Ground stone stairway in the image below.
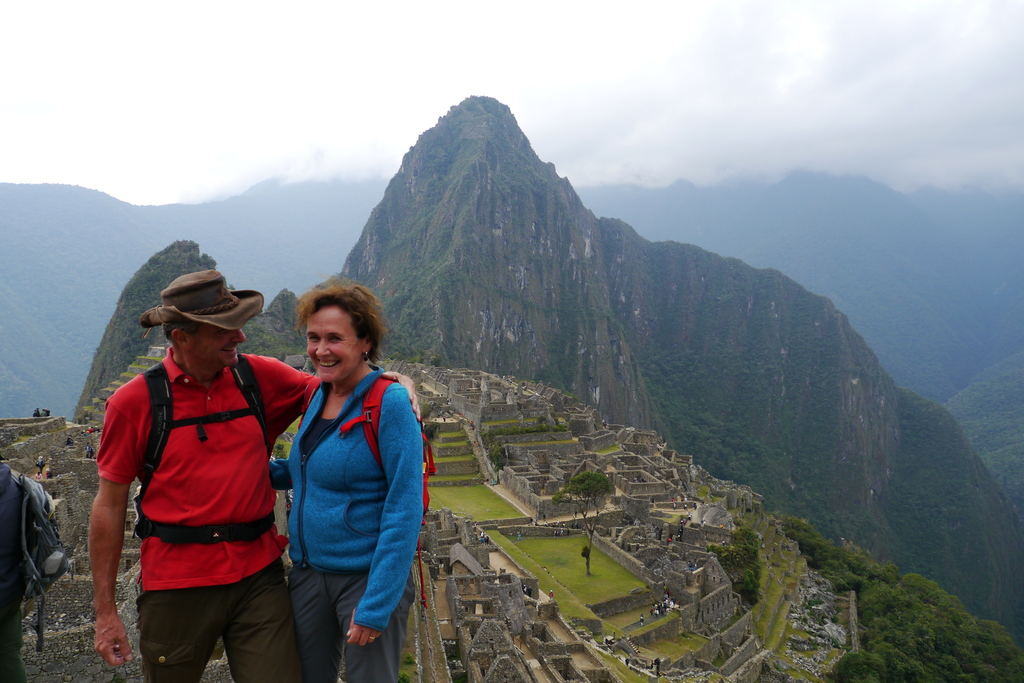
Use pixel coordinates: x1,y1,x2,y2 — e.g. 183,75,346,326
82,354,163,425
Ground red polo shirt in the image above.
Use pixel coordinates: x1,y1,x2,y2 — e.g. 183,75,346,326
97,351,318,590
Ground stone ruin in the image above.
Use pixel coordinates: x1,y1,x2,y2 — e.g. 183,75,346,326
394,360,805,683
0,354,851,682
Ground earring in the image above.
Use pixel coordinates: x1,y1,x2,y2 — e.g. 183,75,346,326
362,351,369,361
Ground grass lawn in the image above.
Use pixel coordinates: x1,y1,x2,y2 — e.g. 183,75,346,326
646,630,707,659
428,485,522,519
605,606,652,629
596,445,622,455
490,533,599,623
514,537,646,605
595,650,646,683
433,439,469,447
434,454,475,462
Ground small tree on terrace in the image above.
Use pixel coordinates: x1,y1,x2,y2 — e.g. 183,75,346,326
552,470,612,575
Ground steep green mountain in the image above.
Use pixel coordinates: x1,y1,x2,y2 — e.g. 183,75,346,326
341,96,1024,640
241,288,306,360
0,178,382,418
577,175,1024,530
76,241,309,419
343,98,654,426
75,241,217,418
948,352,1024,520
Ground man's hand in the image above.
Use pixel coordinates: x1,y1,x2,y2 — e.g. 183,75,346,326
90,477,132,667
382,371,420,420
94,610,134,665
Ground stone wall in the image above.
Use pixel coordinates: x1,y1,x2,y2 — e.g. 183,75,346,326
591,535,661,586
721,610,752,648
480,403,521,422
698,583,736,632
0,416,67,438
578,431,616,452
719,635,760,677
435,457,480,476
492,431,572,445
629,613,682,648
3,424,72,463
507,441,582,459
586,590,656,618
619,495,652,525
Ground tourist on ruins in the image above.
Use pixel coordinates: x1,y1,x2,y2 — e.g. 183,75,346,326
0,462,27,683
89,270,416,683
270,282,422,683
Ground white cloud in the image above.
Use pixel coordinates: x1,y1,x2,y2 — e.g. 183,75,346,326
1,0,1021,204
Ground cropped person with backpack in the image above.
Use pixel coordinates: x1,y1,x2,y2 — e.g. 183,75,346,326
0,462,27,683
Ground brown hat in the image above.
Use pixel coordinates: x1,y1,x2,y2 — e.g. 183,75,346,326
139,270,264,330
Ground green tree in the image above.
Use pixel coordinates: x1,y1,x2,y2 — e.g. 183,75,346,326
552,471,612,575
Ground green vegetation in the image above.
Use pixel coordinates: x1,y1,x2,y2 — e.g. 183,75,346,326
553,471,612,575
947,357,1024,519
784,516,1024,682
708,524,761,602
514,536,645,604
484,423,569,436
427,485,521,520
241,288,306,359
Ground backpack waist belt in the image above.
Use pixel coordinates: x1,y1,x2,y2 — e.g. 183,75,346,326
135,511,274,544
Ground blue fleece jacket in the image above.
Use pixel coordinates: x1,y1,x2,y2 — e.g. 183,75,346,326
270,368,423,632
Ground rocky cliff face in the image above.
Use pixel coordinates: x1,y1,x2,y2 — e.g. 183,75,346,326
343,97,653,427
341,96,1024,639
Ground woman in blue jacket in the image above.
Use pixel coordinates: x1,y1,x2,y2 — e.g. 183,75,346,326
271,283,422,683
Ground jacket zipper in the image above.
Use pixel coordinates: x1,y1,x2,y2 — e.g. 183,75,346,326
295,381,369,567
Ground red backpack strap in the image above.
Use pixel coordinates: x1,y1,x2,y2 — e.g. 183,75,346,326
339,376,395,469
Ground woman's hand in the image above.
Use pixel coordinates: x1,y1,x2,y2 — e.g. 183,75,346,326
347,616,382,646
381,371,421,420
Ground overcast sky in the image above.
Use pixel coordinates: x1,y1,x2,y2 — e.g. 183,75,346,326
2,0,1022,206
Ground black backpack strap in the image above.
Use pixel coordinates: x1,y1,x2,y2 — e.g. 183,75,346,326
138,363,173,505
135,356,270,543
232,354,268,450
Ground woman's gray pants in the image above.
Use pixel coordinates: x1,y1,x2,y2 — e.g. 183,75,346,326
289,566,415,683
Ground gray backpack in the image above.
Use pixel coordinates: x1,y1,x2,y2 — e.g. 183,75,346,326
18,473,70,651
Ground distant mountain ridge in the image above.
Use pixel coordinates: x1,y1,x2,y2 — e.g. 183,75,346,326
577,174,1024,404
0,178,384,418
341,96,1024,640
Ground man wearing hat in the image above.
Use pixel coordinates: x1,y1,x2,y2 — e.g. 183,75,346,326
89,271,413,682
